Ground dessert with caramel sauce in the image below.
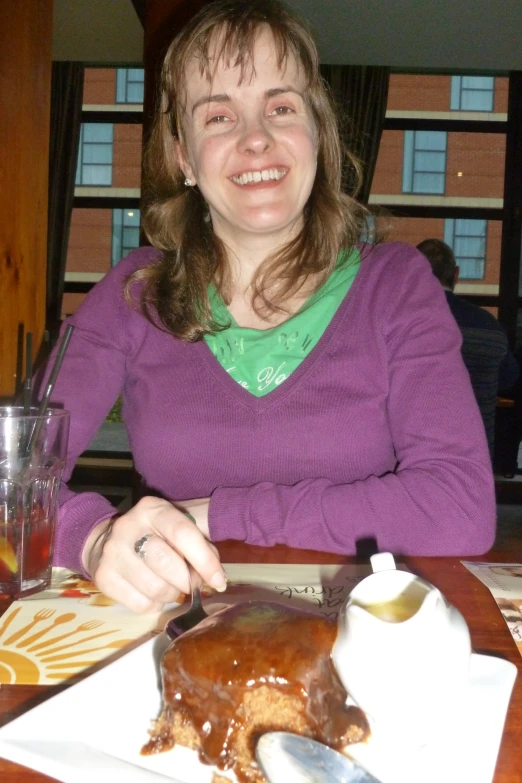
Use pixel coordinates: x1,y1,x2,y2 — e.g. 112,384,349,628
142,600,369,783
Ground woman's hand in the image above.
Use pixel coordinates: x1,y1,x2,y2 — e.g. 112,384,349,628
81,496,226,613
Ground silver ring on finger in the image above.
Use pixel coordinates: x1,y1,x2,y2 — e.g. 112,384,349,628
134,533,154,559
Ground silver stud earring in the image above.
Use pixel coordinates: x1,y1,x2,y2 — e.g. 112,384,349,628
184,177,193,187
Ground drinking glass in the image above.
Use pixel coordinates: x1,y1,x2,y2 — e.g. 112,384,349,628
0,407,70,598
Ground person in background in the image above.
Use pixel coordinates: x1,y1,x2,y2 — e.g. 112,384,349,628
493,346,522,478
41,0,496,614
417,238,519,459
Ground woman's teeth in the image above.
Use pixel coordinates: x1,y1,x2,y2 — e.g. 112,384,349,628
231,169,286,185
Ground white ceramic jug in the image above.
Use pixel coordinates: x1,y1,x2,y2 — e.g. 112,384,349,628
332,553,471,746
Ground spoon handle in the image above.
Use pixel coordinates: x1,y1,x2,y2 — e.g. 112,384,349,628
256,733,383,783
165,565,209,639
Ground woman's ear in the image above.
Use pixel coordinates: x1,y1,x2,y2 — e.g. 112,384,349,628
174,138,196,186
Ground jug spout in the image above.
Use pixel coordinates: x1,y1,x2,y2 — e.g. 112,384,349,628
417,583,442,614
345,579,433,626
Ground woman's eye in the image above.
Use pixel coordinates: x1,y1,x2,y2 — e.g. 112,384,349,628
207,114,224,125
207,114,230,125
270,105,294,116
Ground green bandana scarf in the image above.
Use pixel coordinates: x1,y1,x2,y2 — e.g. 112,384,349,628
205,249,360,397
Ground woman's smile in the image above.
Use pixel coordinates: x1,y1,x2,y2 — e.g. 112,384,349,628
229,167,288,186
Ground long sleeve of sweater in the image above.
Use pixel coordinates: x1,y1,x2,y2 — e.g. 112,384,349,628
41,248,158,574
209,247,496,556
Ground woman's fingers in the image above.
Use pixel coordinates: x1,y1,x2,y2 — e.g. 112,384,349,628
86,496,226,614
101,530,185,601
128,534,191,595
93,567,170,615
97,507,190,599
134,497,227,591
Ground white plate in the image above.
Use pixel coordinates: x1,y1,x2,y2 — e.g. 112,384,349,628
0,634,517,783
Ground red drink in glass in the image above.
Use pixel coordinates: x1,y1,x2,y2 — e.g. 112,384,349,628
0,509,55,596
0,407,69,598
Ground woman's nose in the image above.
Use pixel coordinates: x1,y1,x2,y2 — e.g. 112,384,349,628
238,118,273,155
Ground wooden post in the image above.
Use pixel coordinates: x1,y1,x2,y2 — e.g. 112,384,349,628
142,0,211,140
0,0,53,398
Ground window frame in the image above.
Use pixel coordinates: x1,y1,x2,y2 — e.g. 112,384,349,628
402,129,447,195
450,75,495,112
75,122,114,187
444,218,488,280
111,208,141,265
115,68,145,104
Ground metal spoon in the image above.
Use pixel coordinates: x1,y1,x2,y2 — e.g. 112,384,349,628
256,732,382,783
165,565,209,640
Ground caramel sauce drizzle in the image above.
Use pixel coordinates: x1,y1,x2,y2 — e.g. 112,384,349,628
144,601,368,781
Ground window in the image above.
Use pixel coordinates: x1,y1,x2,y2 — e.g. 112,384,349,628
444,218,487,279
116,68,144,104
112,208,140,264
402,131,447,194
75,123,113,186
359,214,376,243
450,76,494,112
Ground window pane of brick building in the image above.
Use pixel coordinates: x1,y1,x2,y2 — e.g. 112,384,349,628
116,68,144,104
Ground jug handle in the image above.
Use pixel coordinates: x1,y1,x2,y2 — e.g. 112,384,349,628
370,552,396,573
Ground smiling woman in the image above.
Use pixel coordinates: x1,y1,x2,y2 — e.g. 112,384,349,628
40,0,496,615
176,29,319,260
135,0,367,338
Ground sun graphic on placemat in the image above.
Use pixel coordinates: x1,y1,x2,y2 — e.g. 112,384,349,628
0,607,132,684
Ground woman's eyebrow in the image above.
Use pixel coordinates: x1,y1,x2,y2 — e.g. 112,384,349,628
191,86,304,115
265,86,303,99
192,93,231,115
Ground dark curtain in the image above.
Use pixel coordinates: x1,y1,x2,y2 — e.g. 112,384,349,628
46,62,84,344
320,65,390,204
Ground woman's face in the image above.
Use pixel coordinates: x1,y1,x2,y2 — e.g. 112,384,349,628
176,29,318,250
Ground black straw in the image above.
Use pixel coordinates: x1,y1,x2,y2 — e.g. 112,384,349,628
25,324,74,456
23,332,33,415
36,325,74,417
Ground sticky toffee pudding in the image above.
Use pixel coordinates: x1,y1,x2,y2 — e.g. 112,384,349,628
143,601,369,783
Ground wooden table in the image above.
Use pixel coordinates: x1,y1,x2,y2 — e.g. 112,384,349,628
1,541,522,783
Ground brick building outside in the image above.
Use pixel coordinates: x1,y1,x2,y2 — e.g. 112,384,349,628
63,70,508,317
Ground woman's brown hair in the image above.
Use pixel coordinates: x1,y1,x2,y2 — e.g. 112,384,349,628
127,0,370,341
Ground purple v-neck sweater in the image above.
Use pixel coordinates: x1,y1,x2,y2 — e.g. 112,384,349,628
50,242,495,574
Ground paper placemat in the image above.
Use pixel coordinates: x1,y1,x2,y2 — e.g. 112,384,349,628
461,561,522,657
0,562,376,685
0,570,182,686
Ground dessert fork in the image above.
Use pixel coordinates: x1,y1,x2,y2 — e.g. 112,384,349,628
165,565,209,639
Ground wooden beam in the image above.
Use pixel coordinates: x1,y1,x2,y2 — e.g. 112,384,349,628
0,0,53,397
142,0,211,139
